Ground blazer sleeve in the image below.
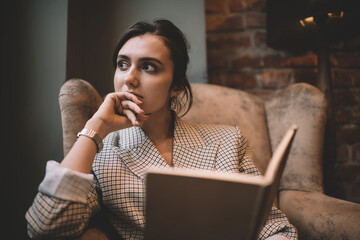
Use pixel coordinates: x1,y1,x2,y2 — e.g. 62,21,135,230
25,161,102,239
235,127,298,240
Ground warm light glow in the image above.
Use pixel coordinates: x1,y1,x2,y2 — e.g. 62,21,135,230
299,20,305,27
304,16,314,23
328,11,344,18
299,16,314,27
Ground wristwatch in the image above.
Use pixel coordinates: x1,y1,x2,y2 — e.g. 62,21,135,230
77,128,104,153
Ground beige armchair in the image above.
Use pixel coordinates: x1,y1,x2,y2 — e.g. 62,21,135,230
59,79,360,240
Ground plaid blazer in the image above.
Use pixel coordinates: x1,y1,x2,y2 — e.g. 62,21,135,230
26,118,297,240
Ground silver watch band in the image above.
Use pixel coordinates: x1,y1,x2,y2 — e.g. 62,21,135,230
77,128,104,153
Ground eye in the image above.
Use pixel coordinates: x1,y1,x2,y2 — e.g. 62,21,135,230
117,60,129,71
142,63,157,73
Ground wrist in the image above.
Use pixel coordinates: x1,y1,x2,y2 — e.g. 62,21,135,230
77,128,103,153
84,118,108,140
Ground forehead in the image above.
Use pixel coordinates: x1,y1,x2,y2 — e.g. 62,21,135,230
118,34,171,60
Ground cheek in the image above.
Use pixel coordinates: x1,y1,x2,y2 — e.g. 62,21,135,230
113,71,124,91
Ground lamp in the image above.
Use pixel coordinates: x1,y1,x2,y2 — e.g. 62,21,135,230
266,0,360,179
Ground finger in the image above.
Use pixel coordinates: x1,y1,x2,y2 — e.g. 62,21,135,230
121,100,144,115
123,109,139,126
113,92,143,105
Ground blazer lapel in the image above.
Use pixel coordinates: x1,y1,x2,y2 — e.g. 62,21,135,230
114,118,220,180
115,127,170,180
173,118,220,170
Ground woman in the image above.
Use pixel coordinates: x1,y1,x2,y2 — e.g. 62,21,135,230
26,19,297,240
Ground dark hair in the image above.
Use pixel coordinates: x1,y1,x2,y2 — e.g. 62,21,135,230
112,19,193,115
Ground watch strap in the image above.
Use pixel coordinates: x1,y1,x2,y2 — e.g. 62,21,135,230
77,128,104,153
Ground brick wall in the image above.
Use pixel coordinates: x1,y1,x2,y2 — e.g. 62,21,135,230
204,0,360,203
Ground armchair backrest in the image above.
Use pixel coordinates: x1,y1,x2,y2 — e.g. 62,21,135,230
181,84,272,174
265,83,327,192
59,79,327,193
59,79,103,156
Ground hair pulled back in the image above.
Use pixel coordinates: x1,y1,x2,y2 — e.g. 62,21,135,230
113,19,193,115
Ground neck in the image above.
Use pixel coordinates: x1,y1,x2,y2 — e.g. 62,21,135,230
141,110,174,142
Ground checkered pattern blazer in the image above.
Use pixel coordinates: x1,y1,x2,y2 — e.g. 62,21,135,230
26,118,297,240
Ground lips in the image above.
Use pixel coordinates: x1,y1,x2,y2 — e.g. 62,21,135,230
128,92,144,99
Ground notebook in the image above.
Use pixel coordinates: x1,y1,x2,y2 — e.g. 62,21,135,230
144,124,298,240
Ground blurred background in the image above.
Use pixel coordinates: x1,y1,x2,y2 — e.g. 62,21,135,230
1,0,359,239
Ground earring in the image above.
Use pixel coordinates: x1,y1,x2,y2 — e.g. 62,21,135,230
170,96,180,111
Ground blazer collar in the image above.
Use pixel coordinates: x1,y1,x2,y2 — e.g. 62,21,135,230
114,117,219,180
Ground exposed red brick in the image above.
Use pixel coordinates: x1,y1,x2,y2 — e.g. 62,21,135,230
353,143,360,162
207,51,229,68
206,14,245,32
206,14,229,32
351,108,360,124
334,164,360,181
205,0,227,12
345,36,360,50
336,126,360,144
293,69,318,86
220,14,246,30
254,31,267,47
260,71,292,89
333,89,360,106
329,180,360,204
224,71,257,89
247,89,273,99
348,182,360,203
231,54,262,68
330,42,345,50
291,52,318,67
332,69,360,88
334,108,349,124
204,0,360,204
245,12,266,28
207,33,251,50
207,71,224,85
262,54,292,68
245,0,266,12
229,0,258,12
330,52,360,68
336,144,349,163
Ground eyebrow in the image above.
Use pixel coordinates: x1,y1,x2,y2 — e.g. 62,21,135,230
117,54,164,66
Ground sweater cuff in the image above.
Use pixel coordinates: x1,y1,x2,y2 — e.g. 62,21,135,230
38,160,94,203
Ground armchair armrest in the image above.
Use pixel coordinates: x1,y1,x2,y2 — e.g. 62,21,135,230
59,79,103,156
280,190,360,240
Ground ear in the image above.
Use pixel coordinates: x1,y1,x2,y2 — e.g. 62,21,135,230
170,88,183,98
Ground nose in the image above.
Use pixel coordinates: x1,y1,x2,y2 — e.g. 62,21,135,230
124,66,139,88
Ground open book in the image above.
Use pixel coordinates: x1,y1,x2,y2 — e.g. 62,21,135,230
144,124,298,240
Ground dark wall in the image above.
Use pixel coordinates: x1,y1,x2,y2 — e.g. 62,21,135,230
1,0,206,238
67,0,207,97
1,0,67,238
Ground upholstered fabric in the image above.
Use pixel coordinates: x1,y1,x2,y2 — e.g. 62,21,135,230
279,191,360,239
182,83,271,174
265,83,327,192
59,79,103,156
59,79,360,240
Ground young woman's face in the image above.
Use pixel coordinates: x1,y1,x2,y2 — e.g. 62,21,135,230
114,34,177,116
